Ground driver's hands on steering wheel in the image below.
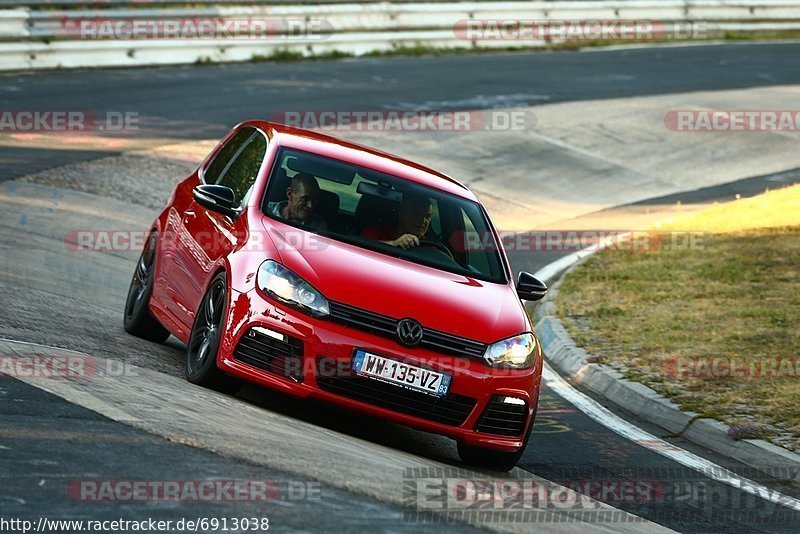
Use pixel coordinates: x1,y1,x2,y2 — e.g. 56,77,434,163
389,233,420,249
387,235,455,261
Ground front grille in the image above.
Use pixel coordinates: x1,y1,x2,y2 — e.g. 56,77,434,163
234,328,304,382
316,359,476,426
476,396,528,436
328,301,396,337
327,301,486,359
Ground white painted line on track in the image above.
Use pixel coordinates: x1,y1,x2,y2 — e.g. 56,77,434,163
532,248,594,285
533,232,634,286
543,357,800,511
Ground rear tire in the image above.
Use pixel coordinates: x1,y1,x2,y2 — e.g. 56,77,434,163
123,231,170,343
186,272,241,395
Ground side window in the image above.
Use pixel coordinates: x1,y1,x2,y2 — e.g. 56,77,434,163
203,128,254,184
217,132,267,207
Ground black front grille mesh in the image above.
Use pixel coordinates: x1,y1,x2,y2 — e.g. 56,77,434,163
316,358,476,426
327,301,486,358
476,395,528,436
328,301,396,337
234,328,304,382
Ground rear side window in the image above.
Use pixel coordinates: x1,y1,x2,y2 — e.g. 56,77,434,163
203,127,268,208
217,133,267,207
203,128,253,184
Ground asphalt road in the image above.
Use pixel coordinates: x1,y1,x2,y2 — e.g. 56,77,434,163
2,42,800,180
2,42,800,532
0,376,481,533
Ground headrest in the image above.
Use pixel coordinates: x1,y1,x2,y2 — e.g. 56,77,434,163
355,194,399,232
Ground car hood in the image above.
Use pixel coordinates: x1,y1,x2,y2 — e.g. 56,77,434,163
262,218,529,343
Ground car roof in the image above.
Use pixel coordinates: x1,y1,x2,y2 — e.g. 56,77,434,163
244,120,478,201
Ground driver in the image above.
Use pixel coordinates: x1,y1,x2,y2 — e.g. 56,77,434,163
361,193,432,249
267,172,327,234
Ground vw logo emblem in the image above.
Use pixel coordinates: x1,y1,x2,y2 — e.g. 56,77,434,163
396,318,423,346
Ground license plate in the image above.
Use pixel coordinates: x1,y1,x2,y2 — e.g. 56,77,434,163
352,349,451,397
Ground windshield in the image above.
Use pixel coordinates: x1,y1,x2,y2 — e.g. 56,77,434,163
261,147,508,284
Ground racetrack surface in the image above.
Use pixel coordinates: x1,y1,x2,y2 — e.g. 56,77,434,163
1,373,482,533
2,43,800,532
2,42,800,180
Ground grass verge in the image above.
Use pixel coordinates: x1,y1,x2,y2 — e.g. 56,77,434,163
556,185,800,450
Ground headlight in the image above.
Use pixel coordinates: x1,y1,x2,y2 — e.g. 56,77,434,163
483,333,536,369
257,260,329,317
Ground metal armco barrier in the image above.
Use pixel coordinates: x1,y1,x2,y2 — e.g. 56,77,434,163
1,1,799,70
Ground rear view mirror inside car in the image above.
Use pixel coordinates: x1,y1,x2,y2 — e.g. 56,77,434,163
356,181,402,201
286,154,355,184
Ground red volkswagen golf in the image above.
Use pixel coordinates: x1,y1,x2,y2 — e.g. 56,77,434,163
124,121,547,470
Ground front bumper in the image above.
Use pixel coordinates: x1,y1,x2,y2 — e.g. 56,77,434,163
217,289,542,452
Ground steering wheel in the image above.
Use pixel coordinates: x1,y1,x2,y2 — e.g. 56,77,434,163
419,240,455,259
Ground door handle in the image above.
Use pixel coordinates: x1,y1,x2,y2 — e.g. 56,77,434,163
183,210,196,223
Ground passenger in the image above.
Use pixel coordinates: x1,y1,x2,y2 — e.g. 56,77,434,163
361,193,432,249
267,172,327,233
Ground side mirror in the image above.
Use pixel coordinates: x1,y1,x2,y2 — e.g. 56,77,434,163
516,272,547,301
193,184,237,217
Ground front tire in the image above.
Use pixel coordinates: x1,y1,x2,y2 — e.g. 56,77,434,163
457,418,534,472
124,231,170,343
186,272,240,395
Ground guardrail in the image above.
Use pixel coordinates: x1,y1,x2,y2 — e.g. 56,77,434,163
1,0,799,70
3,0,599,8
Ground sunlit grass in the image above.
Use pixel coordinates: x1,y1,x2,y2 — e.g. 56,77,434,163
655,184,800,233
556,184,800,449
